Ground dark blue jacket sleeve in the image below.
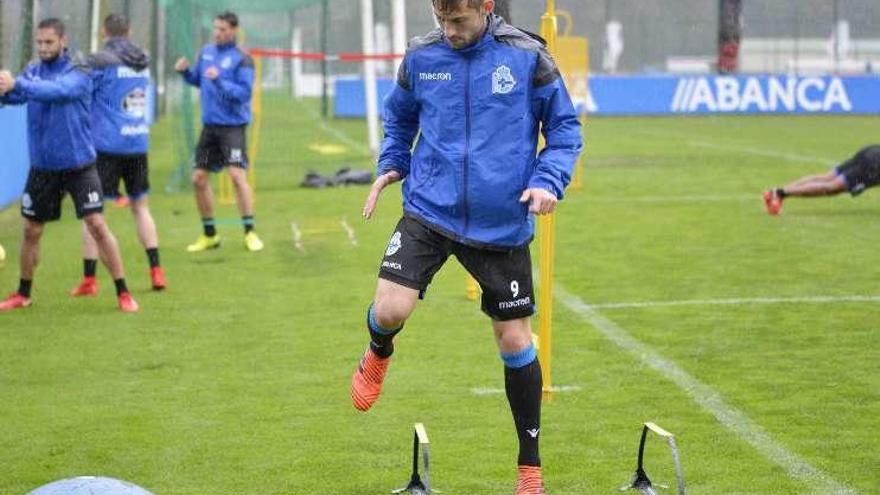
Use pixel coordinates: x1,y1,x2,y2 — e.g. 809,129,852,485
0,86,28,105
214,65,254,103
377,59,419,179
15,69,91,103
529,77,583,199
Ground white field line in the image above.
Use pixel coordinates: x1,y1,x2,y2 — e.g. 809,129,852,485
555,284,859,495
688,140,835,165
470,385,583,396
584,194,754,204
296,100,370,154
590,295,880,310
340,218,359,247
290,221,304,252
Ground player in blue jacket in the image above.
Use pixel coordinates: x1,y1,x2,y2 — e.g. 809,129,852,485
71,13,166,298
0,18,138,313
349,2,582,493
174,10,263,253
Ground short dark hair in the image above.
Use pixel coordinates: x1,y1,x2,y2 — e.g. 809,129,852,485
37,18,66,37
215,11,239,28
432,0,483,12
104,14,130,37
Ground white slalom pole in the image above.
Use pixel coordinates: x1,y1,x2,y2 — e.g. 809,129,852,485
391,0,407,75
360,0,380,157
89,0,101,53
291,27,303,100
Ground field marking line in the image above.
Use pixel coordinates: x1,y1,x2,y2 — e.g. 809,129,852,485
583,194,754,204
294,99,371,154
470,385,583,396
341,218,359,247
555,284,860,495
688,140,835,165
290,221,305,252
590,294,880,310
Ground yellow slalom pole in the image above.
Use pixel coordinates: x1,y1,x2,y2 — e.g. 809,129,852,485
570,37,588,191
538,0,559,400
466,275,479,301
247,55,263,198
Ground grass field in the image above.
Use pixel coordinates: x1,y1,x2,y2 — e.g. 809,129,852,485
0,93,877,494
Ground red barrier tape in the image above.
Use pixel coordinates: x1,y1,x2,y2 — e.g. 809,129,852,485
249,48,402,62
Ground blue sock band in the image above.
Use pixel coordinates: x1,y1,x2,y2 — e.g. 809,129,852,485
367,304,401,335
501,344,537,369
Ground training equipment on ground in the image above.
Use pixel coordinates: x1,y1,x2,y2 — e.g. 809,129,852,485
621,422,686,495
26,476,155,495
393,423,433,495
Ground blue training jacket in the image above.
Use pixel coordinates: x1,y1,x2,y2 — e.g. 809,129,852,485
0,49,96,171
90,37,151,154
179,41,254,126
379,15,583,249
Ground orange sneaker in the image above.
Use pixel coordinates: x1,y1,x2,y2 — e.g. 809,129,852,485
118,292,140,313
351,347,390,411
516,466,546,495
0,293,32,311
763,189,783,216
150,266,166,291
70,276,98,297
113,196,130,208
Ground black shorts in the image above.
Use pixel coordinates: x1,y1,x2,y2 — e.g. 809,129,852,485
378,216,535,321
21,164,104,222
194,124,248,172
97,152,150,200
836,145,880,196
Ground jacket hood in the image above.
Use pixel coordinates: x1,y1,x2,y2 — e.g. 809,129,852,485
106,37,150,71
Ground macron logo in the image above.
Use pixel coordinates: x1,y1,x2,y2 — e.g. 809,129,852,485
419,72,452,82
526,428,540,438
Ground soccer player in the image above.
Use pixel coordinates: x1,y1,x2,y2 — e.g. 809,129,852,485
174,10,263,253
349,1,582,493
763,145,880,215
70,13,166,297
0,18,138,313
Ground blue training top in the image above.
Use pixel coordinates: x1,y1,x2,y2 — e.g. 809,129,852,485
90,37,152,155
179,41,254,126
0,49,96,171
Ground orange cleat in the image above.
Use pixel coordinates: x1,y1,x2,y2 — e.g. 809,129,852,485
150,266,166,291
118,292,140,313
70,276,99,297
516,465,547,495
0,293,32,311
763,189,783,216
113,196,130,208
350,347,390,412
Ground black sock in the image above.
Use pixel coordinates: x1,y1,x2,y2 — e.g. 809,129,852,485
84,259,98,277
114,278,129,296
18,279,32,298
146,248,160,268
203,218,216,237
776,188,787,198
242,215,255,234
505,358,543,467
366,304,401,358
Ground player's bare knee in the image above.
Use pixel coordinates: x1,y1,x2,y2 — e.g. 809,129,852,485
372,298,412,329
192,171,209,189
83,215,108,240
23,221,43,242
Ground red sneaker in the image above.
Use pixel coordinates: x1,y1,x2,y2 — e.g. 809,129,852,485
113,196,130,208
150,266,166,291
516,465,547,495
350,347,391,411
70,276,98,297
0,293,32,311
118,292,140,313
763,189,783,216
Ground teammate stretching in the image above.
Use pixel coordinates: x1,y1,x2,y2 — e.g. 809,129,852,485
0,18,138,312
350,1,582,493
71,14,166,297
175,10,263,252
763,145,880,215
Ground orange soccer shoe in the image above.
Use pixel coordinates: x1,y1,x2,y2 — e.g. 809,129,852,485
350,347,390,412
70,276,99,297
150,266,167,291
118,292,140,313
763,189,784,216
0,293,32,312
516,466,547,495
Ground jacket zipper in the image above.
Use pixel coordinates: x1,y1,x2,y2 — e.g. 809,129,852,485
463,56,472,237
